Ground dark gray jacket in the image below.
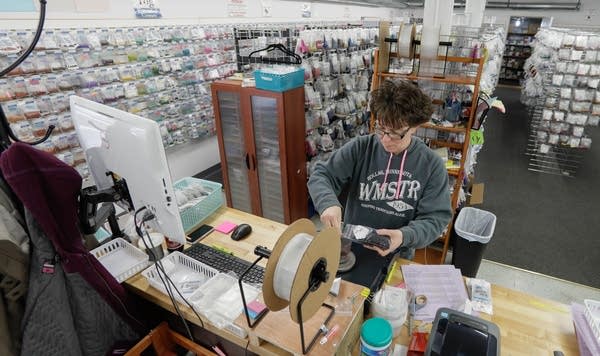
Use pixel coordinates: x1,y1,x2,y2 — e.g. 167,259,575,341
308,135,452,259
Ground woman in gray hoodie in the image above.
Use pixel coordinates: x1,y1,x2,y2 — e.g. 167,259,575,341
308,79,452,260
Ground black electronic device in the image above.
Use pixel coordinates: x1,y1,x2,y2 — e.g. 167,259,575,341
183,243,264,284
341,223,391,250
425,307,501,356
187,224,214,243
231,223,252,241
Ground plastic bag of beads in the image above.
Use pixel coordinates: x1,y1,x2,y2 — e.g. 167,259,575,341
584,50,597,63
569,137,581,148
560,88,571,99
562,34,575,47
575,35,588,50
588,116,600,126
571,101,590,113
542,109,553,121
552,74,563,86
558,48,570,60
571,50,583,61
553,111,565,122
577,64,590,76
592,104,600,115
548,134,559,145
539,144,550,154
573,89,586,101
545,97,557,108
566,113,578,124
588,78,600,89
536,131,548,142
566,62,578,74
562,75,575,87
555,62,567,73
590,65,600,76
559,100,570,111
580,137,592,149
588,35,600,49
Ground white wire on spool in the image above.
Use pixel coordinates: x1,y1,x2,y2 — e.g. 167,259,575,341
273,233,313,301
397,23,415,58
262,218,340,323
420,25,440,60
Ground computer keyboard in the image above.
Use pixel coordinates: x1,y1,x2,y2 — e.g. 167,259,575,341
183,243,265,284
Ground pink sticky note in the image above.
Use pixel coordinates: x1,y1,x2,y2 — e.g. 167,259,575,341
247,300,267,314
215,221,237,234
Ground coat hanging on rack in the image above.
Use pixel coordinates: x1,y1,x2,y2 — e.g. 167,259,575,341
0,142,147,355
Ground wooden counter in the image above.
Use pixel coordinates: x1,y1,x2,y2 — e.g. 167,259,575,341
124,207,366,355
126,206,580,355
389,259,579,356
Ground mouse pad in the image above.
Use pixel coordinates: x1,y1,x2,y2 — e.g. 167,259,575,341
215,221,237,234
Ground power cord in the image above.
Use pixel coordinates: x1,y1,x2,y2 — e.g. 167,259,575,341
134,207,207,343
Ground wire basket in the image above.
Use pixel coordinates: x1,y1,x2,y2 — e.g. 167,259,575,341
91,238,150,283
174,177,223,233
141,252,218,304
584,299,600,345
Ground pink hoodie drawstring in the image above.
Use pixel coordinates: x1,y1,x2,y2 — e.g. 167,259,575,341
381,152,394,193
396,149,408,199
381,150,408,199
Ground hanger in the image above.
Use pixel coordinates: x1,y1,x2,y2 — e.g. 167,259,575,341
248,43,302,65
0,0,54,152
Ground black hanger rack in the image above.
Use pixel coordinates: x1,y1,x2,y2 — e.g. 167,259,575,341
0,0,54,152
246,43,302,65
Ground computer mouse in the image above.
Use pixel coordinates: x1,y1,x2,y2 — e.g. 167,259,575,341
231,223,252,241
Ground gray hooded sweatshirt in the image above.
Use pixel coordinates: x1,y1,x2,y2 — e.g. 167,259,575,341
308,134,452,259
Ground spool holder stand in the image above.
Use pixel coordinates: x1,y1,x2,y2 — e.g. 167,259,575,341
238,246,271,328
238,246,336,355
384,38,453,78
297,257,335,354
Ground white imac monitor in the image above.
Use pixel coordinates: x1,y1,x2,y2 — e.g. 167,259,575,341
70,96,186,244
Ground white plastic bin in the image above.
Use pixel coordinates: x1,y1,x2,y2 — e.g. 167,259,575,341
454,207,497,243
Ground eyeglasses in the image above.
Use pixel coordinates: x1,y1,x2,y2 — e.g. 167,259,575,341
374,124,411,141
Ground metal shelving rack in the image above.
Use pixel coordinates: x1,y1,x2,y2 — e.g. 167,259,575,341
522,27,600,177
526,102,585,177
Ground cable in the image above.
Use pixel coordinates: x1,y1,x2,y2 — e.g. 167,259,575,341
134,208,206,331
0,0,47,77
0,0,55,148
244,338,250,356
134,208,194,342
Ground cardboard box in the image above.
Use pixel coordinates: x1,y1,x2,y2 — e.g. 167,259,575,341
468,183,484,205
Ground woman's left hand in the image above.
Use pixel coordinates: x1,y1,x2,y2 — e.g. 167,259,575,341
364,229,403,256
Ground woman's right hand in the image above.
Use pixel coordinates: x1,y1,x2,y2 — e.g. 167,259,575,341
320,206,342,235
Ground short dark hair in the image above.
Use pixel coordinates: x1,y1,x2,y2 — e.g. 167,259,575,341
369,79,433,129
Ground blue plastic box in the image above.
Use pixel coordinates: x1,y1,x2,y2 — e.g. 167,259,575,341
254,68,305,92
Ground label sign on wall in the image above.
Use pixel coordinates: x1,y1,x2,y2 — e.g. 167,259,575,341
228,0,248,17
302,3,311,18
261,0,272,17
133,0,162,19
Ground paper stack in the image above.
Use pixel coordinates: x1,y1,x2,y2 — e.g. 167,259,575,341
401,264,469,322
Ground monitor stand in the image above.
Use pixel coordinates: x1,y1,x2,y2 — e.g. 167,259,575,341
78,174,133,241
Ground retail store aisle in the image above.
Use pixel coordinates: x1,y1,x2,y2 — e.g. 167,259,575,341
476,86,600,289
